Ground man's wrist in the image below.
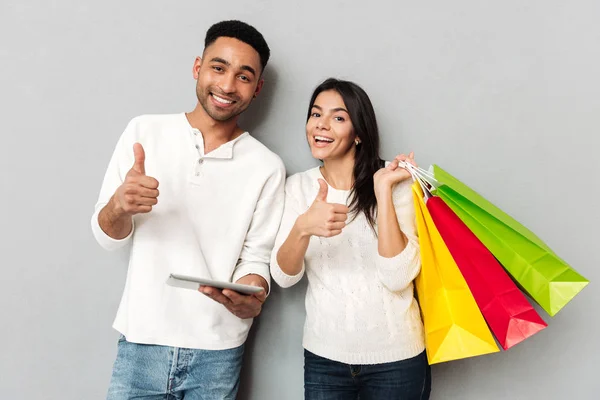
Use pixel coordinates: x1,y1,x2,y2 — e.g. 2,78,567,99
255,275,269,292
107,195,128,220
236,274,268,292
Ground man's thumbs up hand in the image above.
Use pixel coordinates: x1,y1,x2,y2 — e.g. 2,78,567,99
112,143,160,216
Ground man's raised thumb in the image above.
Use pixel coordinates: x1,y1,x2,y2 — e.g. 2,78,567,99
132,143,146,175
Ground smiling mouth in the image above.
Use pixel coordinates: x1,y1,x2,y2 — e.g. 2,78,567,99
314,135,334,143
211,93,236,105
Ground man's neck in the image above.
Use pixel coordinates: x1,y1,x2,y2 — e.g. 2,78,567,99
186,104,245,154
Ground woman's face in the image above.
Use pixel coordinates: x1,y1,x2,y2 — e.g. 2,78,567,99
306,90,357,162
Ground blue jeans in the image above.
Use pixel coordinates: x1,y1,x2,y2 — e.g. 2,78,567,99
107,335,244,400
304,350,431,400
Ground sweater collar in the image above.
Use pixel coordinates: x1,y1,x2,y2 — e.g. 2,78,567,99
182,113,248,159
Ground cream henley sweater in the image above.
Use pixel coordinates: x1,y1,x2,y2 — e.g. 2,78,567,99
91,113,285,350
270,167,425,365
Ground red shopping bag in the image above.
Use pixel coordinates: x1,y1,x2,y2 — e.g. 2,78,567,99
427,196,547,349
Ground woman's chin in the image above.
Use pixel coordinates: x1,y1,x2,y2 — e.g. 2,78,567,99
311,149,330,160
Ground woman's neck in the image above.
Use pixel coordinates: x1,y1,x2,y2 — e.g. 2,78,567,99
321,156,355,190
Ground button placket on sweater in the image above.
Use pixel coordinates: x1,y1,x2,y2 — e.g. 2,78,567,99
192,129,205,177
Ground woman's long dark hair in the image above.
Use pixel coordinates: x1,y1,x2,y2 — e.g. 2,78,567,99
307,78,384,232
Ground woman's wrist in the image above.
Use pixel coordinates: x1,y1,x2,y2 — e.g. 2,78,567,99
374,184,393,203
293,215,312,239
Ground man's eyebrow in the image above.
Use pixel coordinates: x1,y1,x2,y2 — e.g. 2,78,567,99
210,57,257,76
240,65,257,76
210,57,230,66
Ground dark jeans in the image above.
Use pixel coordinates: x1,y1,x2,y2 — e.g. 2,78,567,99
304,349,431,400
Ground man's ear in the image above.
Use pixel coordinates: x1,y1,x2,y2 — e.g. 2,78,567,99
253,78,264,98
192,56,202,79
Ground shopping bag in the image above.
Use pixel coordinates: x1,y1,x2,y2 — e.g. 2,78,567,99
427,196,547,349
431,165,588,317
412,182,499,364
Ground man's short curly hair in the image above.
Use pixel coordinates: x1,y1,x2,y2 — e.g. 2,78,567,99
205,20,270,73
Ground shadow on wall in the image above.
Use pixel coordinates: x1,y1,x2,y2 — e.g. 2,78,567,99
238,67,279,137
238,278,308,400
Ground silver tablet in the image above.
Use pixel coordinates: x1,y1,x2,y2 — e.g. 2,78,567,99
166,273,264,295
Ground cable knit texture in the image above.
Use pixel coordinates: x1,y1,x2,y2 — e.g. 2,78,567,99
271,166,425,365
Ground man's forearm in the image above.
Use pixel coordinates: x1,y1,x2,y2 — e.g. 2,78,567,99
98,196,133,239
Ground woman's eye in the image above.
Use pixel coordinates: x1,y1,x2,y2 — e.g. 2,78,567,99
334,116,345,122
311,112,321,118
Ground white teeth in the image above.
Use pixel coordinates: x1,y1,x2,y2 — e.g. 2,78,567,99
315,136,334,143
212,94,234,104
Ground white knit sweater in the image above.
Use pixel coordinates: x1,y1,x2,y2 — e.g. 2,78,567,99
270,166,425,365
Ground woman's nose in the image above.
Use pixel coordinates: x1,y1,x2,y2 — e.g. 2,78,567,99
317,120,329,130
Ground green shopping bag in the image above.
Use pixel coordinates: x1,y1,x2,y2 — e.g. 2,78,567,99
429,165,588,317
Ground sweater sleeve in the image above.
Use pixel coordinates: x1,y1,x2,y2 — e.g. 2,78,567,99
270,177,307,288
375,179,421,292
231,161,286,294
90,118,139,251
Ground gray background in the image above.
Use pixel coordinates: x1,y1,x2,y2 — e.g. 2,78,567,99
1,0,598,399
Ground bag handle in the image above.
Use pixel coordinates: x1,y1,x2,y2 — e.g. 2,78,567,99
398,161,435,200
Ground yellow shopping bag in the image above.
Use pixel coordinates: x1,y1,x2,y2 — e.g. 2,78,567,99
413,182,499,364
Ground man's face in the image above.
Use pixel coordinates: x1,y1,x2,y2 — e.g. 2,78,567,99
193,37,264,122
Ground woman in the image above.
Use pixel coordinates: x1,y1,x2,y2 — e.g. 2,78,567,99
270,78,431,400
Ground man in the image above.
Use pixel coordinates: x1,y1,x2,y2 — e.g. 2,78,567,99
91,20,285,399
